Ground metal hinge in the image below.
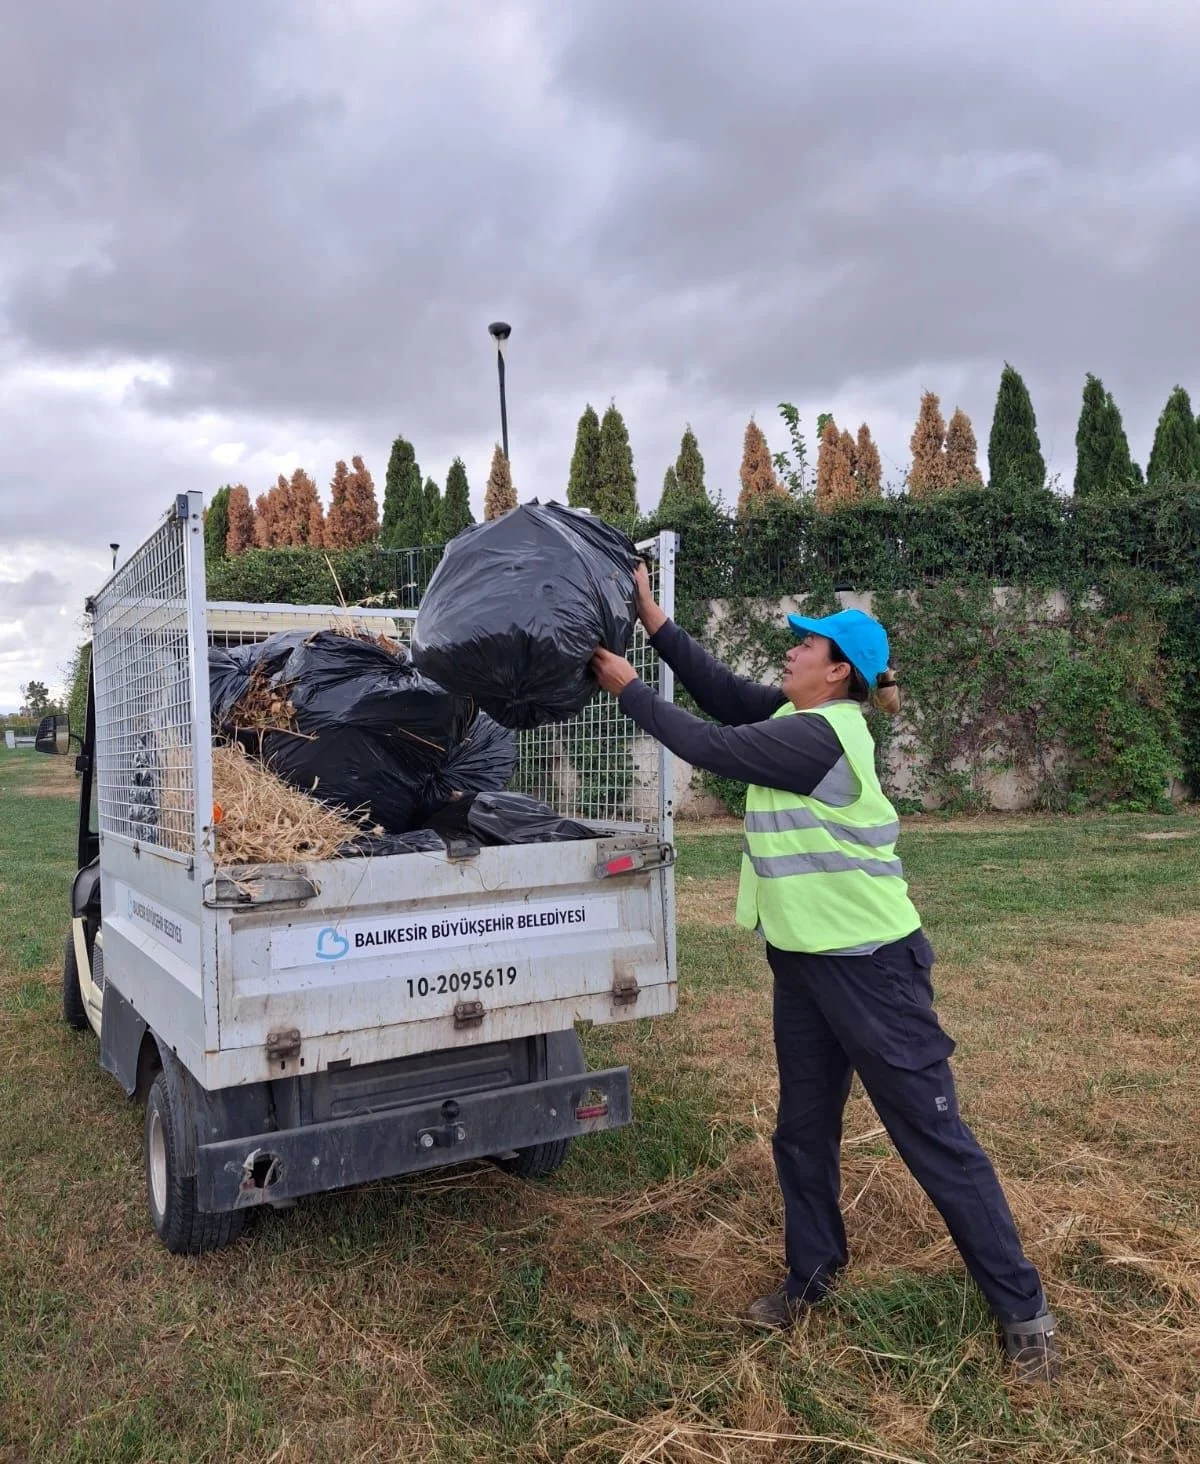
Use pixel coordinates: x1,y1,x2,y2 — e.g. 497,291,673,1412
612,971,640,1005
454,1000,485,1029
266,1028,301,1061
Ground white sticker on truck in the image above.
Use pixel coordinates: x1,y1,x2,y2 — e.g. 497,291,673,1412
110,881,203,971
270,894,623,972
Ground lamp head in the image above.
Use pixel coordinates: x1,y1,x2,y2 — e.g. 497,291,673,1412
488,321,512,344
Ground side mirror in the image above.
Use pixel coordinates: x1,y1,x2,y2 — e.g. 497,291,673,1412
34,713,70,756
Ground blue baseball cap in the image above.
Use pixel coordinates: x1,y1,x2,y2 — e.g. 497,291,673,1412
786,608,891,688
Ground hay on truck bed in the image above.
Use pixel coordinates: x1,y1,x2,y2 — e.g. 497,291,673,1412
211,742,370,866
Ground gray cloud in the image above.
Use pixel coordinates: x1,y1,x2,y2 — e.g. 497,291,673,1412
3,0,1200,704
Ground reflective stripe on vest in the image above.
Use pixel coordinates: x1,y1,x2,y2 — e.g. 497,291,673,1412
743,846,904,879
735,699,921,954
744,807,901,849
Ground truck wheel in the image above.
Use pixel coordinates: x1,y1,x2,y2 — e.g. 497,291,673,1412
145,1069,245,1254
62,930,89,1031
497,1138,573,1180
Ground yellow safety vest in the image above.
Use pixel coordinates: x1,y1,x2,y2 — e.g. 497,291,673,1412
734,700,920,953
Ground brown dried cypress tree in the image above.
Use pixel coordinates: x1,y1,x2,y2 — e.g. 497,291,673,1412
483,444,517,520
737,418,786,516
224,484,256,555
855,423,882,498
284,468,324,545
324,460,353,549
907,391,950,497
944,408,983,487
339,455,379,545
815,419,855,510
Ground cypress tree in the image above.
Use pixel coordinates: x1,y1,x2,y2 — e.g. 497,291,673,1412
1105,393,1139,491
656,465,687,522
1146,386,1200,486
567,405,601,511
987,363,1045,488
442,457,474,539
204,486,231,564
675,425,707,501
1074,374,1113,496
595,403,637,520
381,435,423,547
422,476,443,545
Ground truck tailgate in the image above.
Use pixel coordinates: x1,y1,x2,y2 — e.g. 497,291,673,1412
212,835,675,1081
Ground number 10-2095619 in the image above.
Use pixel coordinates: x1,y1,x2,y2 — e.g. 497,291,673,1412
406,967,519,999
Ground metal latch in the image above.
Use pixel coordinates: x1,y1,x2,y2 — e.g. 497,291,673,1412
612,971,640,1005
453,1000,485,1029
594,844,675,879
204,872,319,907
266,1028,301,1061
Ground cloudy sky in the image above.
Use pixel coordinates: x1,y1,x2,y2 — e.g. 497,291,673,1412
3,0,1199,710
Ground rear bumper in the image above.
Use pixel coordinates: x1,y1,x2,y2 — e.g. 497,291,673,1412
195,1064,632,1211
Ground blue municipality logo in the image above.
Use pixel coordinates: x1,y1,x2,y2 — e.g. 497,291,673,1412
315,927,350,961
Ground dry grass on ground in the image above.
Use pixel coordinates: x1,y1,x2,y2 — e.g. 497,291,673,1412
1,751,1198,1462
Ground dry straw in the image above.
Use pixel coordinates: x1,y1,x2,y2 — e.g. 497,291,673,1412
211,742,368,865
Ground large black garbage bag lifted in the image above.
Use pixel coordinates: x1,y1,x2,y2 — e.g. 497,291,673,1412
209,631,482,833
410,501,639,729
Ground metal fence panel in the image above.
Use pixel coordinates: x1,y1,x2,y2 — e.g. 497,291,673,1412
91,495,210,863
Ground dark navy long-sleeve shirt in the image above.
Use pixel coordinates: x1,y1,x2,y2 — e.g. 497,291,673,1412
617,619,849,798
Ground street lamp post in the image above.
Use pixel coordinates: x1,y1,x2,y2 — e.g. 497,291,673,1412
488,321,511,461
110,542,119,571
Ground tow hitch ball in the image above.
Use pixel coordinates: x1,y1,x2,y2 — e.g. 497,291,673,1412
417,1099,467,1152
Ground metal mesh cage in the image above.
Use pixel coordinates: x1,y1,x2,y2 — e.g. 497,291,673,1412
91,504,199,859
206,532,676,837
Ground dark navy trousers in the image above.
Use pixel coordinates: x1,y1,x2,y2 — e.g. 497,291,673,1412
766,930,1045,1324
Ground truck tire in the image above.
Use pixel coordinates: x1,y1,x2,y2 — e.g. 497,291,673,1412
62,930,89,1031
144,1068,245,1254
497,1137,573,1180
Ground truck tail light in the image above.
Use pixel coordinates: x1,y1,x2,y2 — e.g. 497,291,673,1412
574,1099,609,1121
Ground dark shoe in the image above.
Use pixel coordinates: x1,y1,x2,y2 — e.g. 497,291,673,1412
1001,1310,1061,1383
745,1287,810,1331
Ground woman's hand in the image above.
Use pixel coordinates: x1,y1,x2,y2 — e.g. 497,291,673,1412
591,648,639,697
633,561,667,634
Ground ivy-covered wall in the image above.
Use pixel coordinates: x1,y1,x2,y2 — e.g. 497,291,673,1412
645,486,1199,816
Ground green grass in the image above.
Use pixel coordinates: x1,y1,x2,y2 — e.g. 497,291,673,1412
2,748,1199,1462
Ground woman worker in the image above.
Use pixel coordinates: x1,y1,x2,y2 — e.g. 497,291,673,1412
590,565,1059,1384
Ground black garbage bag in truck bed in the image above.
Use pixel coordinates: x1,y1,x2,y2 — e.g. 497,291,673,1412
410,502,639,730
208,631,499,833
421,790,606,846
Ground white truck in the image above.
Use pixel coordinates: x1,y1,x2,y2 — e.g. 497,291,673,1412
42,493,678,1252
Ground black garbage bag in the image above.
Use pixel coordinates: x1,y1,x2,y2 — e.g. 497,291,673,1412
421,711,516,807
206,646,249,726
336,829,446,858
466,791,606,845
410,501,639,730
209,631,476,832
